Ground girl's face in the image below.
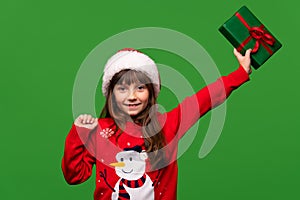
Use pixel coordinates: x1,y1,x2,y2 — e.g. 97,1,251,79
113,82,149,116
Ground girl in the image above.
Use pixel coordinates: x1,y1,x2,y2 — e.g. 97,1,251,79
62,48,252,199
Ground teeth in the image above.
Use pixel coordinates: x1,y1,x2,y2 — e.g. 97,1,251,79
126,104,140,107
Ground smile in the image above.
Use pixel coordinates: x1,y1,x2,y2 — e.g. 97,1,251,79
122,169,133,174
124,103,141,107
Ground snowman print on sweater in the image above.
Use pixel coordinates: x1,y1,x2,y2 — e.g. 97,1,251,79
110,146,154,200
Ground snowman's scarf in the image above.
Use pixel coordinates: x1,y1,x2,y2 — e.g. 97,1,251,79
118,174,147,199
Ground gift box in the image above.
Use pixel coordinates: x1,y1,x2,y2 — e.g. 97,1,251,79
219,6,282,69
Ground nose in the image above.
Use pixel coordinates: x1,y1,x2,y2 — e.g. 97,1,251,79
127,90,137,101
110,162,125,168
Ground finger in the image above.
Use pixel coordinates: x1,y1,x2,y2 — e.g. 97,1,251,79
86,115,92,123
81,114,85,124
233,48,242,59
233,48,237,55
83,114,89,124
76,115,83,123
89,116,95,124
89,116,96,123
75,115,84,126
93,118,98,124
245,49,252,58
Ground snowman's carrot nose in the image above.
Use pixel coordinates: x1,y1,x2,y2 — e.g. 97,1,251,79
110,162,125,167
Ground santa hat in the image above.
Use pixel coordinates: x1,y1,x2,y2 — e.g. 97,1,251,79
102,48,160,97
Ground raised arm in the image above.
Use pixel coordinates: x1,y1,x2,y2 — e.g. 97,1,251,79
163,49,252,139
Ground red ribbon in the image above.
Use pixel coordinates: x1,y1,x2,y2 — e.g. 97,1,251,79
235,12,275,54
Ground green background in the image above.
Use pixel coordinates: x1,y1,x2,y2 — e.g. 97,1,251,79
1,0,299,199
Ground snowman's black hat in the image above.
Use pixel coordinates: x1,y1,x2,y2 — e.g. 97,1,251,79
123,145,142,153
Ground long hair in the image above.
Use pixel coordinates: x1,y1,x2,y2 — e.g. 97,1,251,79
100,69,166,169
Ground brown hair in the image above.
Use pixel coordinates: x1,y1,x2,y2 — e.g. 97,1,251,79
100,69,166,169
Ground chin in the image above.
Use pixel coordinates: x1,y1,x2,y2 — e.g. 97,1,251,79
127,110,141,116
129,112,139,116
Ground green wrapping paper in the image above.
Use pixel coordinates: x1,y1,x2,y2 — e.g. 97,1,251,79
219,6,282,69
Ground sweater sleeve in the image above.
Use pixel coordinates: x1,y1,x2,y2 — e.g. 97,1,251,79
163,65,250,139
61,124,96,185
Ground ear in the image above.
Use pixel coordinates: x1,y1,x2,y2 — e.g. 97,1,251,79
139,152,148,160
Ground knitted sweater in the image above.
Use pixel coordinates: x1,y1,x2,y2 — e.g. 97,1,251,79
62,66,250,200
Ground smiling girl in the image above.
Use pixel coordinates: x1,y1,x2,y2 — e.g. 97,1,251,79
62,48,252,199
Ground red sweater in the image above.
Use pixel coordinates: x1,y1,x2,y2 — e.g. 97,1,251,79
62,66,249,200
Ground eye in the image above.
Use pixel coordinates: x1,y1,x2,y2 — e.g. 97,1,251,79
137,85,146,91
116,86,127,92
120,158,124,162
129,157,132,161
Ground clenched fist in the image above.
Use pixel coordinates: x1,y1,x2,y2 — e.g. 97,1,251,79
74,114,98,130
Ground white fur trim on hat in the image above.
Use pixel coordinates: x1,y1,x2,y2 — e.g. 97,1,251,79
102,49,160,97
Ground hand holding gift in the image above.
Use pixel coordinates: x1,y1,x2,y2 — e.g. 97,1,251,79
234,48,252,74
219,6,282,69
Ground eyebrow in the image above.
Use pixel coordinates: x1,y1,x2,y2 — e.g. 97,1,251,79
116,82,144,86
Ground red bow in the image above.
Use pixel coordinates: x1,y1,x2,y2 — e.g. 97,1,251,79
236,13,275,54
